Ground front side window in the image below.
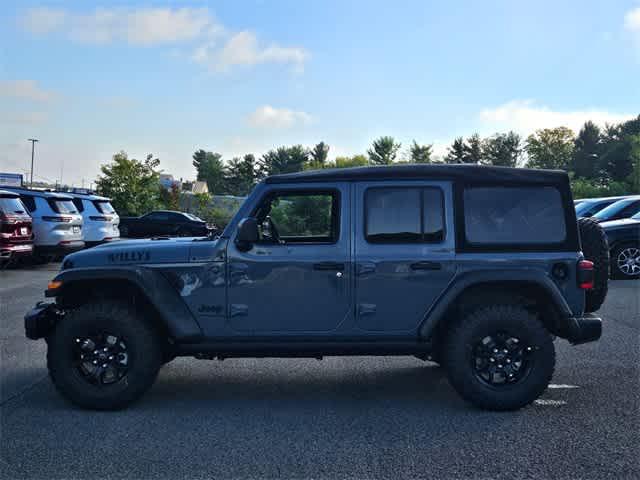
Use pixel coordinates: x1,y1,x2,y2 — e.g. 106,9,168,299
72,198,85,213
146,212,169,221
464,186,566,245
365,187,444,243
21,195,36,212
256,191,338,243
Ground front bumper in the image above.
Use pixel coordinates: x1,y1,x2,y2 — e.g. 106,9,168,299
24,302,62,340
565,314,602,345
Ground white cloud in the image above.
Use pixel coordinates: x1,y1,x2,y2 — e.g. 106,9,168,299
193,31,309,73
479,100,634,134
625,6,640,53
20,7,309,73
247,105,312,129
21,7,215,46
0,80,57,102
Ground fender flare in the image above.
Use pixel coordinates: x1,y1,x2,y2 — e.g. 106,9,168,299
418,269,573,339
49,266,203,342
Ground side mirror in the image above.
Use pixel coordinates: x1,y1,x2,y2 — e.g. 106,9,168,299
235,217,259,251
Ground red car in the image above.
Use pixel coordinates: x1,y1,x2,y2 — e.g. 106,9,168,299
0,189,33,264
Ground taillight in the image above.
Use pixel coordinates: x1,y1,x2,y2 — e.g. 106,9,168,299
578,259,594,290
42,216,72,222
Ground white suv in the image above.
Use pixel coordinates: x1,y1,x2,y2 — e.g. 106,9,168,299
66,191,120,247
4,187,84,259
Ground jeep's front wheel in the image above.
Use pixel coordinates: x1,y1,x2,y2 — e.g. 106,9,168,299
47,301,162,410
444,305,555,411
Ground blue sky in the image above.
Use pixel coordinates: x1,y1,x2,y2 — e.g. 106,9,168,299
1,0,639,187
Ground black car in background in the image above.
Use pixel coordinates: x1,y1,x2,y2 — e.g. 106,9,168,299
601,211,640,279
574,196,628,218
118,210,212,238
592,196,640,223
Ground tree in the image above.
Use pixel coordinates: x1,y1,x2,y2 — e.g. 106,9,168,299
310,142,330,165
192,149,226,194
367,136,401,165
445,137,466,164
95,151,162,216
333,154,369,168
482,131,522,167
463,133,483,164
599,116,640,182
259,145,308,176
525,127,575,170
409,140,433,163
571,121,601,179
225,154,256,196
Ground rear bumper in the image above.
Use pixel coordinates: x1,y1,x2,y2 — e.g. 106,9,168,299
0,243,33,258
564,314,602,345
35,241,85,256
24,302,62,340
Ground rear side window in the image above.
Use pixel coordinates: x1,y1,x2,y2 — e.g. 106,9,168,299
93,201,115,214
72,198,85,213
365,187,444,243
21,195,36,212
47,199,78,214
464,186,566,245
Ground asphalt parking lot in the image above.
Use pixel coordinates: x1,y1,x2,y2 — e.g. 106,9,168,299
1,264,638,480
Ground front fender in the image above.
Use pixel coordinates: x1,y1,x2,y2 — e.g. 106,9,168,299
48,266,203,342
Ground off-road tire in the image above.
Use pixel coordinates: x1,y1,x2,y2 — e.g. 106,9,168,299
444,304,555,411
47,301,162,410
578,217,609,312
610,242,640,280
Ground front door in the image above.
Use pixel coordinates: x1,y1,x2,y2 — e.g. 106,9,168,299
354,181,456,335
226,183,352,335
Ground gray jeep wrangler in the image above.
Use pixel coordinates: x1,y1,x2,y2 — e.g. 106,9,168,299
25,164,608,411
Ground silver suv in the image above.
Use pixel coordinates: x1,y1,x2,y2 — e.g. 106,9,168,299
66,191,120,247
4,187,84,259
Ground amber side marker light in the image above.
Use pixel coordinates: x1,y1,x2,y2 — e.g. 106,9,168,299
47,280,62,290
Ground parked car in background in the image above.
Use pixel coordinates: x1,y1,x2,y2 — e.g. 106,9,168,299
574,196,628,218
600,211,640,279
0,189,33,264
118,210,211,238
2,187,84,260
592,196,640,223
66,192,120,247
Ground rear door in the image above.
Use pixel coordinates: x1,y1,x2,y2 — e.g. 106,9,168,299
354,181,456,335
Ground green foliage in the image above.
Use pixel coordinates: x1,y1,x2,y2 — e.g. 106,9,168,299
270,195,332,237
368,136,401,165
445,137,466,164
571,121,601,179
95,151,162,216
332,154,368,168
409,140,433,163
570,177,631,199
192,150,226,194
159,183,181,211
259,145,308,176
525,127,575,170
310,142,330,166
482,131,522,167
463,133,483,164
629,134,640,193
225,154,256,196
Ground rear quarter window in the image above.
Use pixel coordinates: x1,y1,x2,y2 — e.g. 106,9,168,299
463,186,566,245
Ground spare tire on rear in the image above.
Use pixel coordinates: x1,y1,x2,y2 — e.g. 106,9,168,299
578,217,609,313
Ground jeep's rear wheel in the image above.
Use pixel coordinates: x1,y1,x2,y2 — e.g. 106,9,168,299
578,217,609,312
444,305,555,411
47,301,162,410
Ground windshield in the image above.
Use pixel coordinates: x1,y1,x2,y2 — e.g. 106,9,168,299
48,199,78,214
0,196,27,214
593,198,640,220
184,213,203,221
93,200,116,214
575,199,617,217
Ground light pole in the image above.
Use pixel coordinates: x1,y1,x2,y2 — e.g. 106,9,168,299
27,138,38,187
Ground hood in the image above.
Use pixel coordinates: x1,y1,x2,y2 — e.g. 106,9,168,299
599,218,640,230
62,237,218,269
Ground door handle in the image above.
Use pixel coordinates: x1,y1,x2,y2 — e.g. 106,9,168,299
410,261,442,271
313,261,345,271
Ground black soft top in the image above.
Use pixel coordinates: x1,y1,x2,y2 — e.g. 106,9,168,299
266,164,568,186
